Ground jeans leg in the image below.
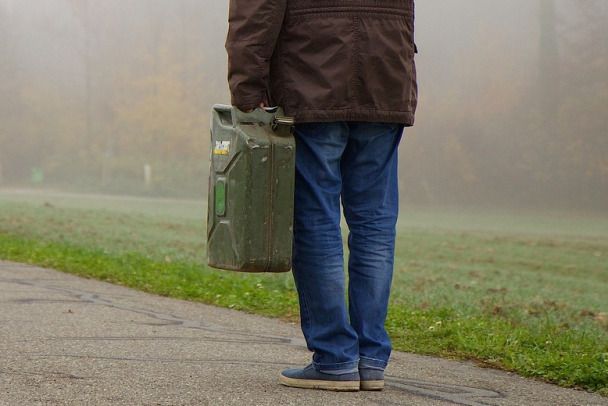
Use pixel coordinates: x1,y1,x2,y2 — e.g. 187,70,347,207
291,122,359,372
341,122,403,370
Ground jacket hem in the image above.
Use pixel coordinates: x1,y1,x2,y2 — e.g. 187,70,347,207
290,109,415,126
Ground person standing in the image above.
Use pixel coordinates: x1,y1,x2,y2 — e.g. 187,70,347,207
225,0,417,391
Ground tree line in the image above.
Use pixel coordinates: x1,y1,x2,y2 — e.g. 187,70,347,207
400,0,607,210
0,0,606,210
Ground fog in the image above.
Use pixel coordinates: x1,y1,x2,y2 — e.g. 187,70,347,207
1,0,606,211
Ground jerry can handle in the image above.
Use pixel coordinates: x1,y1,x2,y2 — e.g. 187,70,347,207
273,116,295,130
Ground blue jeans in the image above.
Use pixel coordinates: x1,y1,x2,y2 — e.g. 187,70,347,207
291,121,403,372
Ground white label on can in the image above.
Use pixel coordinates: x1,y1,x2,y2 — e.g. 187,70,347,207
213,141,231,155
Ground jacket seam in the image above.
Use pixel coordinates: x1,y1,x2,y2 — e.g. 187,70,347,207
350,17,361,110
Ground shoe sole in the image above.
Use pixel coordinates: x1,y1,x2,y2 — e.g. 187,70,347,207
279,374,360,391
360,380,384,391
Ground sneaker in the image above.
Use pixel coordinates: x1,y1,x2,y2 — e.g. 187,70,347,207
359,367,384,391
279,364,360,391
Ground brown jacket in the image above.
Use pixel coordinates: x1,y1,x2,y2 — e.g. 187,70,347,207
226,0,417,125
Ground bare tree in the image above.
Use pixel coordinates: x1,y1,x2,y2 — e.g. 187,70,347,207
538,0,560,126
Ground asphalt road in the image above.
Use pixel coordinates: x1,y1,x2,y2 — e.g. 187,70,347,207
1,260,607,406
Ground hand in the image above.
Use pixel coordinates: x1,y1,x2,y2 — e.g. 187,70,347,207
244,102,265,113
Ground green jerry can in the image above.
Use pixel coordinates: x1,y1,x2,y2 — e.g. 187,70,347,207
206,104,296,272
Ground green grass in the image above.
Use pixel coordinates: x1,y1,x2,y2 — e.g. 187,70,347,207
0,192,607,395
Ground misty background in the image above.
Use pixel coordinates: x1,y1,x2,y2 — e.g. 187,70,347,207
1,0,606,211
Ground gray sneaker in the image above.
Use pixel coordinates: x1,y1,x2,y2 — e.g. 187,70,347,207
279,364,360,391
359,367,384,391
